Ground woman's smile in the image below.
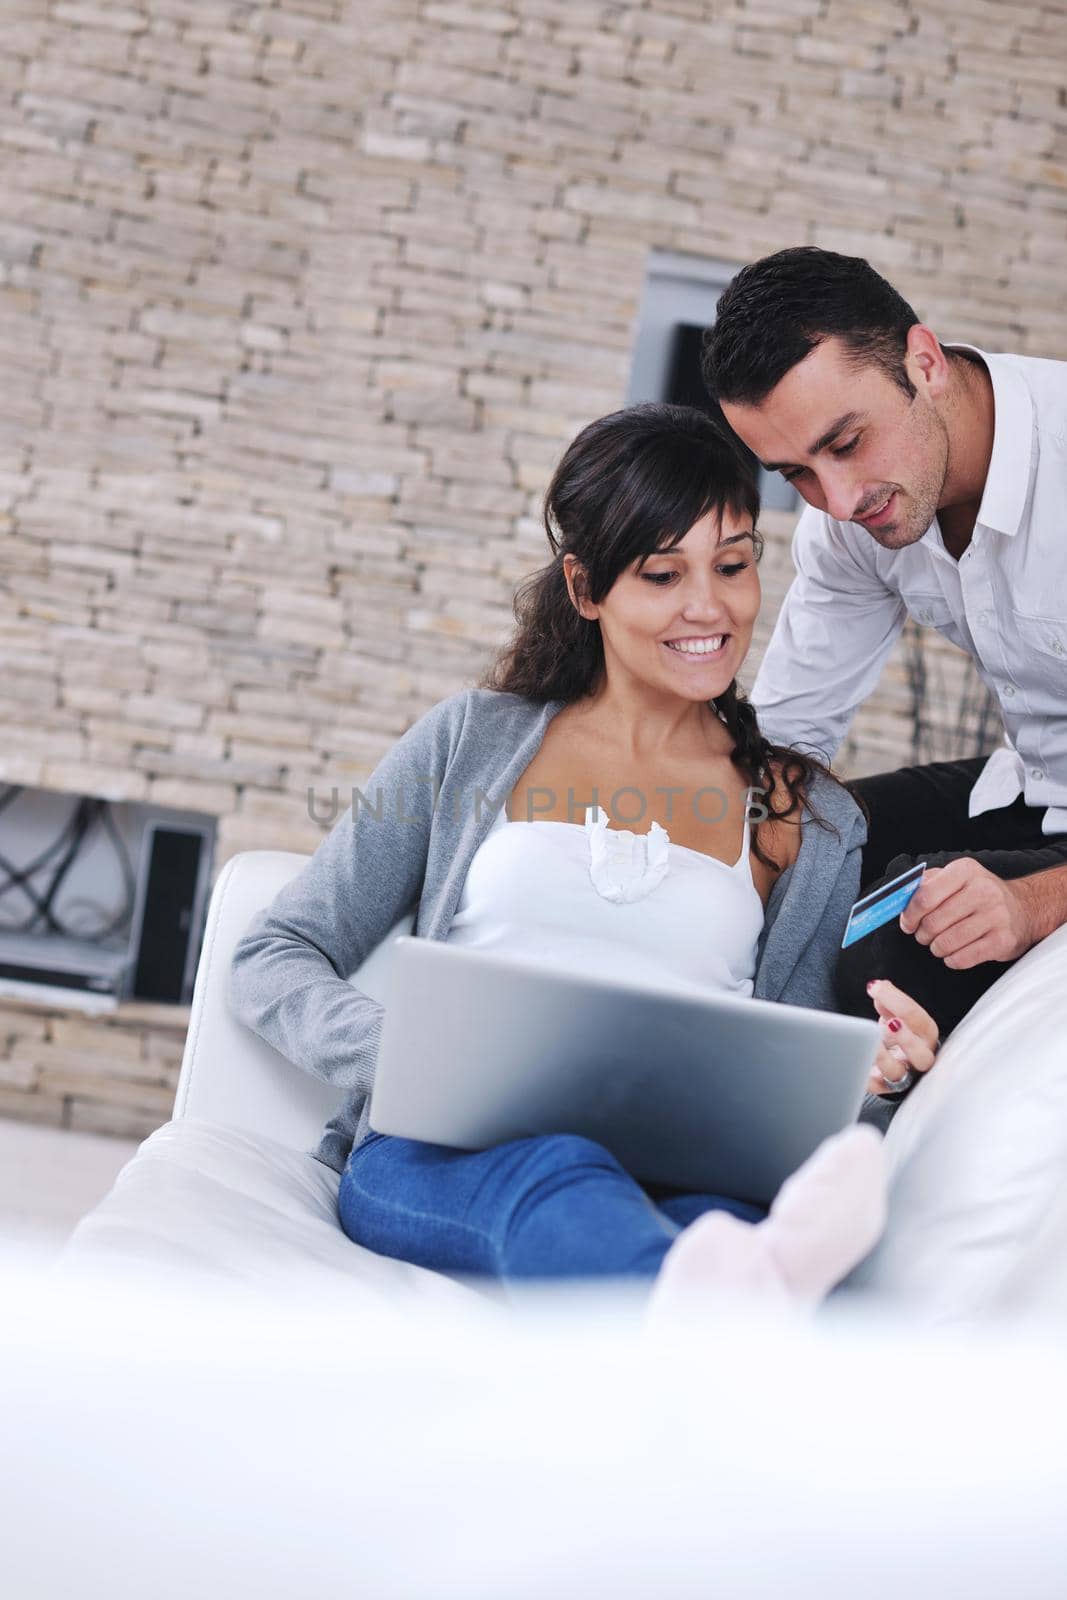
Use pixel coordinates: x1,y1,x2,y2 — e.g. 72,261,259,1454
662,632,729,661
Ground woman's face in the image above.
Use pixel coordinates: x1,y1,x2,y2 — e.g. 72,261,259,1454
568,506,762,703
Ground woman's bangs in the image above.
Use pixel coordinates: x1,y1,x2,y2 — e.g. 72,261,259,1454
587,418,760,592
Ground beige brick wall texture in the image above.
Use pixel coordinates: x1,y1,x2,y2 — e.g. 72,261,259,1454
1,0,1065,1139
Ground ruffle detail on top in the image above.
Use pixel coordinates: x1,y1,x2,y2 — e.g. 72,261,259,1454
584,805,670,904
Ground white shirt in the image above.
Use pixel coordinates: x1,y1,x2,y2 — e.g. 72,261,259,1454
446,804,765,998
751,345,1067,836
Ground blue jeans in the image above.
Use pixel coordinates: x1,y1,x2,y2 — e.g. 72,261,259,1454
337,1131,766,1284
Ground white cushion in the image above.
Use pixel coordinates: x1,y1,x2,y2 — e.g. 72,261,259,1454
62,1116,480,1311
843,921,1067,1321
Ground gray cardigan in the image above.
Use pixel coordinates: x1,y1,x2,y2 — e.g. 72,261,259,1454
229,688,868,1174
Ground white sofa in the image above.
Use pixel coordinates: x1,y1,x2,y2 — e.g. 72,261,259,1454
64,848,1067,1323
32,850,1067,1597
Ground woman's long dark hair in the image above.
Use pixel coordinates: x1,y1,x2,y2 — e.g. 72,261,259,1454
483,403,839,870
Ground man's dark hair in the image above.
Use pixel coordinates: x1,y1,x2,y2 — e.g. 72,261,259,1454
702,246,920,408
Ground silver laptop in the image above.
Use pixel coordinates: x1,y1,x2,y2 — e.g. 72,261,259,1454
368,938,881,1205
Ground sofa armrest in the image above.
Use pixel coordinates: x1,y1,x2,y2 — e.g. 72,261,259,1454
174,850,412,1152
841,921,1067,1320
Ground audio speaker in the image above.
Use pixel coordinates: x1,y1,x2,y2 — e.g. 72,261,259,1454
128,823,212,1005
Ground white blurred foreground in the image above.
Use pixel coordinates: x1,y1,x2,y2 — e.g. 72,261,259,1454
4,1236,1066,1600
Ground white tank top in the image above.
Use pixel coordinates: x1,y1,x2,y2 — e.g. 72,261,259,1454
446,804,765,998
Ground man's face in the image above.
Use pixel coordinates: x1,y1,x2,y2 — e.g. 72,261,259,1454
719,335,950,550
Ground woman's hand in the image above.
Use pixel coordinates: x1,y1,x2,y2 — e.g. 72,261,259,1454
865,978,940,1097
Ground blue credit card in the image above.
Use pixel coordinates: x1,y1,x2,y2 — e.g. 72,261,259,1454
841,861,927,948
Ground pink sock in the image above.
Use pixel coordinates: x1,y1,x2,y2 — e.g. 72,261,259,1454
647,1125,887,1321
760,1123,887,1303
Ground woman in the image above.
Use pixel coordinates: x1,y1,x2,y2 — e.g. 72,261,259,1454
229,404,939,1309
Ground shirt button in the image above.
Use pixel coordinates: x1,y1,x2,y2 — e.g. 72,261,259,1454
976,611,990,626
1053,640,1066,657
1002,684,1016,697
1031,768,1044,781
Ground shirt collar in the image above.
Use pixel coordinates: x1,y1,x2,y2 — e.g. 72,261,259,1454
945,343,1035,538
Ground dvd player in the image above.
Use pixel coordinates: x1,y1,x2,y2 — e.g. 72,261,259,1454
0,930,130,999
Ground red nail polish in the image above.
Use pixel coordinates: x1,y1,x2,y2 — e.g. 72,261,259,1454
887,1017,902,1033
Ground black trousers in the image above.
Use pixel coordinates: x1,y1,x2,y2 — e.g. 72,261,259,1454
836,757,1067,1040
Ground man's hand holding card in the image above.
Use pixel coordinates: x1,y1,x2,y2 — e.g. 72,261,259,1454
899,857,1038,968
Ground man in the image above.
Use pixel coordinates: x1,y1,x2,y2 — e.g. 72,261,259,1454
702,245,1067,1038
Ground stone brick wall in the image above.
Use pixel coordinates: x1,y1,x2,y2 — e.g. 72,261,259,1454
1,0,1065,1139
